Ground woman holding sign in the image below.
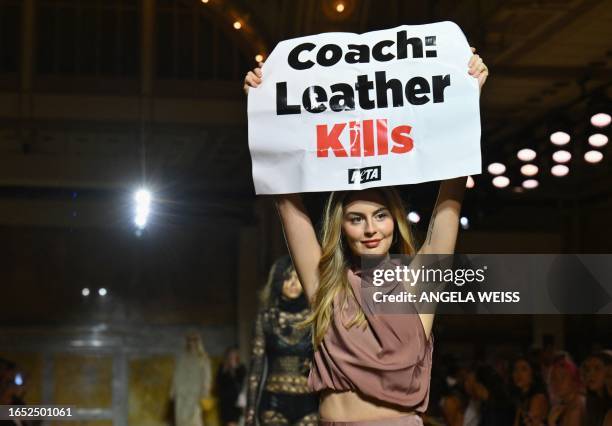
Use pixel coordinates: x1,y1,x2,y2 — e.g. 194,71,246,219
244,48,488,426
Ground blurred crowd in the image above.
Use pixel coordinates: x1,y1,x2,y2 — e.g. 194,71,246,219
427,347,612,426
2,342,611,426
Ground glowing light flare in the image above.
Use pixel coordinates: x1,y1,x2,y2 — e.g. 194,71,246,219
407,211,420,224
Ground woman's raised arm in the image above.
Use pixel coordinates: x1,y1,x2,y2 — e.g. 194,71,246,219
418,177,466,255
244,65,322,302
275,195,321,303
418,47,488,254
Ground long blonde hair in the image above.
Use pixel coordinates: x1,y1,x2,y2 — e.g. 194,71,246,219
299,187,417,347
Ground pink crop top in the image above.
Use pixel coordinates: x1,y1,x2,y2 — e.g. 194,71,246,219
307,263,434,412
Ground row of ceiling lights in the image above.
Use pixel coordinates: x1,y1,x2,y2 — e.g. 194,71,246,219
481,112,610,190
200,0,348,63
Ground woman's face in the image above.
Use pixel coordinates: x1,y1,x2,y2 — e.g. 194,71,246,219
282,269,303,299
550,363,574,399
582,356,606,392
342,190,395,257
512,359,533,390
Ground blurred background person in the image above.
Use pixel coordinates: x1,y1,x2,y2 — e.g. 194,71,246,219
245,255,318,426
547,352,586,426
216,346,246,426
581,350,612,426
170,331,212,426
510,355,548,426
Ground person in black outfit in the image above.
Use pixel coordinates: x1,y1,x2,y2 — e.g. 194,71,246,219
245,256,318,426
582,350,612,426
510,355,549,426
216,346,246,426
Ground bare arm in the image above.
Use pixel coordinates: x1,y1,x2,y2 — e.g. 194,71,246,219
275,195,322,303
244,67,321,302
418,176,466,255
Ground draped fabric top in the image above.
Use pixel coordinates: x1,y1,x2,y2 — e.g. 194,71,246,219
307,262,434,412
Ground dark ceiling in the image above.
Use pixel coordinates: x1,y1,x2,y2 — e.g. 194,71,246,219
0,0,610,237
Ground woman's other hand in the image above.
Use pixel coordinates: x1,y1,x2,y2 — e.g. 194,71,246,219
468,47,489,91
243,62,264,95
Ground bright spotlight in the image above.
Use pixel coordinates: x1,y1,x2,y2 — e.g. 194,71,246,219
460,216,469,230
517,148,536,162
552,150,572,163
520,164,538,176
487,162,506,175
407,211,420,224
584,150,603,164
551,164,569,177
492,176,510,188
522,179,539,189
336,2,345,12
550,131,570,145
134,188,151,230
82,288,90,297
588,134,608,148
98,288,108,297
591,113,611,128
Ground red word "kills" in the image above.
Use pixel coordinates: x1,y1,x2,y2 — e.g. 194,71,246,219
316,119,413,158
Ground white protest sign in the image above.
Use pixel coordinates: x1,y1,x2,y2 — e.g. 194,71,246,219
248,21,481,194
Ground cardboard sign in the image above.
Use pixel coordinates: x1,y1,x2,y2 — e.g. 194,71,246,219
248,22,481,194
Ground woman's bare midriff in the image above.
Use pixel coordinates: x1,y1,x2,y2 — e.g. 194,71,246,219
319,389,416,421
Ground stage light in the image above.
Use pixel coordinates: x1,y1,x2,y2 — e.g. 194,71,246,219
336,2,345,12
520,164,538,176
460,216,469,230
255,54,264,63
82,288,90,297
552,150,571,163
551,164,569,177
591,112,611,128
588,133,608,148
550,131,570,145
584,150,603,164
466,176,475,188
15,373,23,386
487,162,506,175
517,148,536,162
134,188,151,230
201,0,209,3
407,211,420,224
492,176,510,188
522,179,539,189
98,288,108,296
233,21,242,30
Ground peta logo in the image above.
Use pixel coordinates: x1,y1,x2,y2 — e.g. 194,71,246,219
348,166,382,184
